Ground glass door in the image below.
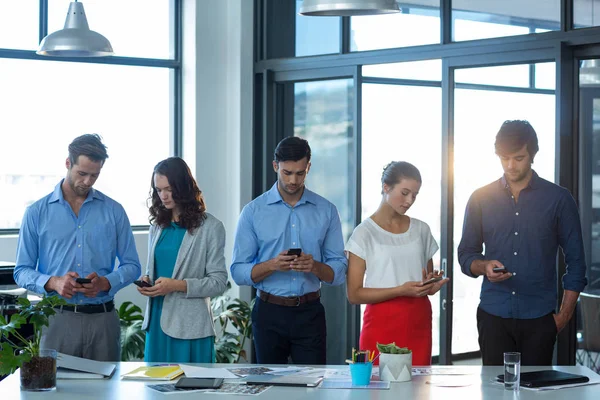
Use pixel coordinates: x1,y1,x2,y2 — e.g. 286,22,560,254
447,60,556,361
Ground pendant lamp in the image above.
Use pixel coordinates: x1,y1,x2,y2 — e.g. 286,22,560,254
299,0,400,16
37,1,113,57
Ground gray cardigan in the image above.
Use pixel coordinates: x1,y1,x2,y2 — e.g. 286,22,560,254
141,213,228,340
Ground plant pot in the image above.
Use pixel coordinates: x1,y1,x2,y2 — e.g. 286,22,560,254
378,352,412,382
20,349,57,391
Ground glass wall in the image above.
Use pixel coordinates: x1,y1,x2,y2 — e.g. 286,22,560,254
351,1,440,51
294,79,355,238
0,1,178,230
452,0,560,41
295,0,340,57
452,63,556,354
574,0,600,28
361,76,442,356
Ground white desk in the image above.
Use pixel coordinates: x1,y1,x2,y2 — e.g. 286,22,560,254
0,363,598,400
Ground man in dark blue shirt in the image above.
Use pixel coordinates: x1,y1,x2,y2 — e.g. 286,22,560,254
458,120,587,366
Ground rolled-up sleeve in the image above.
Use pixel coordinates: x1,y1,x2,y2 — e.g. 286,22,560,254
321,205,347,286
14,206,52,295
458,192,485,279
558,192,588,292
106,206,142,297
230,204,259,287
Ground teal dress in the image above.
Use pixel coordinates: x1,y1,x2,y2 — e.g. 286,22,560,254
144,222,215,363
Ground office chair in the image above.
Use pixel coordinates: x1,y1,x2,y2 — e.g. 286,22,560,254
578,292,600,374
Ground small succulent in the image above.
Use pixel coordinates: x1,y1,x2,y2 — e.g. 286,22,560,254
376,342,411,354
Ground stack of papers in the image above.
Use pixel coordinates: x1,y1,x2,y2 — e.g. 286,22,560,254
56,353,116,379
121,365,184,381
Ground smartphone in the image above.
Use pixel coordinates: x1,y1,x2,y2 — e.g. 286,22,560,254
133,280,153,288
287,248,302,256
492,267,508,273
75,278,92,284
175,377,224,389
422,276,443,286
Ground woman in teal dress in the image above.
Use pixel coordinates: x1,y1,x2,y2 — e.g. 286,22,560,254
137,157,228,363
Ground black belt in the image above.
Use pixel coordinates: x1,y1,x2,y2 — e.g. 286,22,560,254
55,300,114,314
258,291,320,307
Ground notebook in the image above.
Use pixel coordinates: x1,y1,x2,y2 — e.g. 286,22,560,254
245,374,323,387
121,365,184,381
496,370,590,388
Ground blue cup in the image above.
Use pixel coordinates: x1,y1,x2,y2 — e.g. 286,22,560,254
349,362,372,386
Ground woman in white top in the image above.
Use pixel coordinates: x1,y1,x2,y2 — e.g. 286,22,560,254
346,161,449,366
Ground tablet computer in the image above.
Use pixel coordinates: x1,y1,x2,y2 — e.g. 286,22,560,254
245,375,323,387
497,370,589,388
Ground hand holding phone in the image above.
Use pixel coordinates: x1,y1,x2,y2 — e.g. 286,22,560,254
492,267,507,273
133,280,153,288
421,276,443,286
75,278,92,284
287,248,302,256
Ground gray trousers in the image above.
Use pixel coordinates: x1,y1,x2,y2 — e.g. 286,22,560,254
41,308,121,362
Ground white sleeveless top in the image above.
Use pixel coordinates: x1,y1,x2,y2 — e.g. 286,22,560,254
345,217,439,288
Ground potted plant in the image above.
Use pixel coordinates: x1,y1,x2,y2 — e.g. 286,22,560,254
118,301,146,361
211,281,255,363
376,342,412,382
0,296,65,391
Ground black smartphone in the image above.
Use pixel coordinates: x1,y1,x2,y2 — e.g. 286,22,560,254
422,276,443,286
287,248,302,256
175,377,224,389
133,280,153,288
75,278,92,284
492,267,508,273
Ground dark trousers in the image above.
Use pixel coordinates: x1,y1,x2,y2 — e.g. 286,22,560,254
476,307,557,366
252,297,326,365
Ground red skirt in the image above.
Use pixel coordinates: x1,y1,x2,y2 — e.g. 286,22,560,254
360,296,432,366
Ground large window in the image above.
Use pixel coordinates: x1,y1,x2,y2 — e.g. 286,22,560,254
452,63,556,355
361,68,442,356
0,1,179,230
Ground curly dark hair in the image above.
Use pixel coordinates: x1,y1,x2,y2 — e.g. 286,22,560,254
148,157,206,232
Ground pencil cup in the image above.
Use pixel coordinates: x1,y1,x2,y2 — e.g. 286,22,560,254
349,362,372,386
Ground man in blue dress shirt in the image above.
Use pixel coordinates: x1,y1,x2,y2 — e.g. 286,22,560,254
458,120,587,366
231,136,347,364
14,134,141,361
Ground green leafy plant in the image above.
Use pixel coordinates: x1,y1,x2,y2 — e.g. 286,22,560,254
211,281,255,363
0,296,66,376
376,342,411,354
118,301,146,361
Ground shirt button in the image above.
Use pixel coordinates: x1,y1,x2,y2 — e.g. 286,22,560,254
514,252,517,255
78,244,81,247
77,263,81,266
293,242,296,245
511,195,514,199
78,225,81,229
512,291,516,295
514,232,518,235
513,272,517,276
293,278,296,281
515,212,519,216
292,224,295,228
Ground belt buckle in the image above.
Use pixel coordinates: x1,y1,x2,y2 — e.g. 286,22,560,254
73,305,80,314
294,296,300,307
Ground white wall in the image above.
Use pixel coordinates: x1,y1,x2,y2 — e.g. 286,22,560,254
0,0,254,310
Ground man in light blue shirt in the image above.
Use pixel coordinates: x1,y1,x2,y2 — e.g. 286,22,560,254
231,136,347,364
14,134,141,361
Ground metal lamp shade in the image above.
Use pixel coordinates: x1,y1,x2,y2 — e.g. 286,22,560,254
37,2,113,57
299,0,400,16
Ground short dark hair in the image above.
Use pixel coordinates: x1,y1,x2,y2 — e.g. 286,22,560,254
68,134,108,165
494,120,539,161
149,157,207,232
381,161,422,194
274,136,311,163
